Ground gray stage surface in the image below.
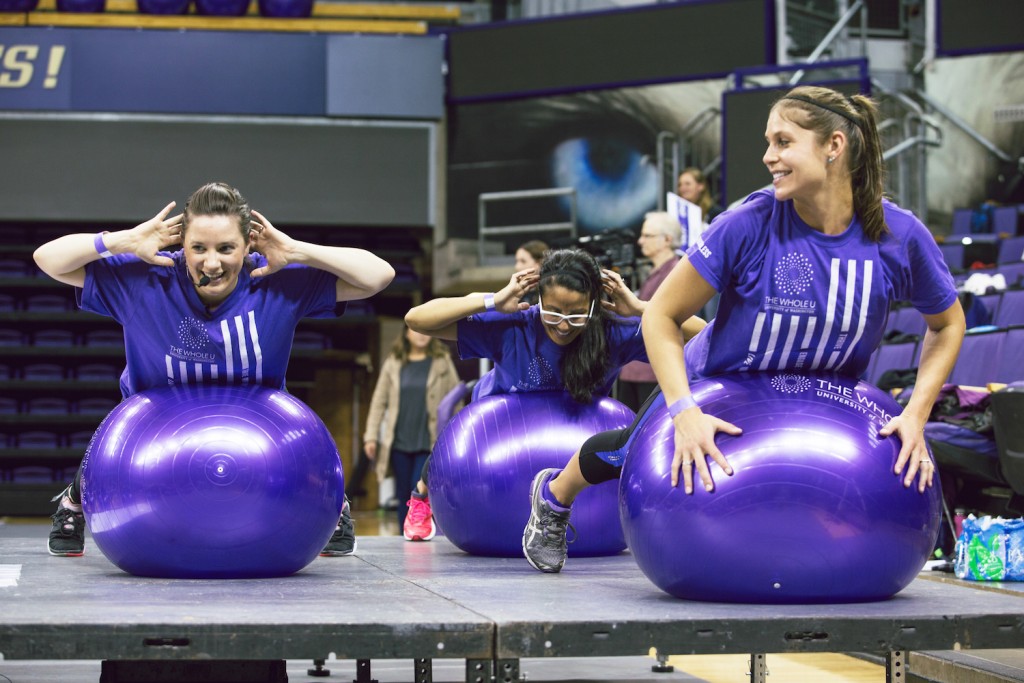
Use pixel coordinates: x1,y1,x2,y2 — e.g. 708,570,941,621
2,525,1024,682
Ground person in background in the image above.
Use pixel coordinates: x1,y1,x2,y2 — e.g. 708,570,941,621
514,240,549,305
616,212,682,412
33,181,395,558
677,167,724,224
522,85,965,574
365,325,462,540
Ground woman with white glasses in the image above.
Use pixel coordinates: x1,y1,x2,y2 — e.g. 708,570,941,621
406,249,704,404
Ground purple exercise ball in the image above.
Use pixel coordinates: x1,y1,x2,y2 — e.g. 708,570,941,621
0,0,39,9
429,392,634,557
81,385,344,579
620,372,942,603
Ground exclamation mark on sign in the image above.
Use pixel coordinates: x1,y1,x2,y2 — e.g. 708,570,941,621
44,45,66,89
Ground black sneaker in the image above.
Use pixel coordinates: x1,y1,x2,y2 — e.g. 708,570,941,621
48,506,85,557
320,498,356,556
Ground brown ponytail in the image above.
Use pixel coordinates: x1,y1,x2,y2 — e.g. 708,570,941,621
774,86,889,242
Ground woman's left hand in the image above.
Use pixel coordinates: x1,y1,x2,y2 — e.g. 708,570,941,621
879,413,935,493
600,269,644,317
248,210,297,278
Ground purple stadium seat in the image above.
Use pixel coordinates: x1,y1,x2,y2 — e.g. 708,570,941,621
995,326,1024,384
999,262,1024,288
938,242,965,271
0,294,17,311
67,431,95,450
947,328,1007,387
22,363,64,381
0,258,29,277
23,293,72,312
77,397,118,415
885,305,927,337
25,398,71,415
0,329,25,346
994,289,1024,327
32,329,76,346
998,236,1024,264
992,206,1021,235
0,397,19,414
978,292,1003,323
83,330,124,347
16,431,61,449
867,339,919,386
75,363,120,381
951,208,973,235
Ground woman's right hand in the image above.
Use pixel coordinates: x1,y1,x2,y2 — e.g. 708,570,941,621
670,407,741,493
125,202,183,268
494,267,540,312
364,441,378,460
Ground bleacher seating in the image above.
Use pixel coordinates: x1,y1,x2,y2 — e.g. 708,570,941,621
947,327,1007,387
867,337,919,386
951,207,973,235
994,288,1024,327
997,235,1024,264
992,205,1022,235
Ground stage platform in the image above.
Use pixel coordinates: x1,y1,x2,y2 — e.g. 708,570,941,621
2,522,1024,682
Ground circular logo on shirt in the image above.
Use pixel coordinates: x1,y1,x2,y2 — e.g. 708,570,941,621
178,317,211,350
773,252,814,296
525,357,556,389
771,374,811,394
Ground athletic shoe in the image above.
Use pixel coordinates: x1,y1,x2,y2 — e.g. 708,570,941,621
403,495,436,541
320,498,356,556
522,468,574,573
48,505,85,557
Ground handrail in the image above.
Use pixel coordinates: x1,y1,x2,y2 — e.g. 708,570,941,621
789,0,866,85
914,89,1018,165
477,187,577,263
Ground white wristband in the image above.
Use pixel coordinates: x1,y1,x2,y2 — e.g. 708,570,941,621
666,394,698,418
483,293,496,310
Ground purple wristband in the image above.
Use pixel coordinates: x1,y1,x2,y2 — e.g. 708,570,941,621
93,232,113,259
666,394,698,418
483,293,495,310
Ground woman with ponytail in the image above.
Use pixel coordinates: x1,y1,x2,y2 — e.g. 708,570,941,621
520,85,965,574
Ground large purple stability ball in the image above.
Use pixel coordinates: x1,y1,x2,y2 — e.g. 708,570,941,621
429,392,634,557
81,385,344,579
621,372,942,603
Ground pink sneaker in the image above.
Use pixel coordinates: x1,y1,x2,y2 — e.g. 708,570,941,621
403,495,436,541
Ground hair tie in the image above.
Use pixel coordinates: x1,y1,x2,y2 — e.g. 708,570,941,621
783,94,862,129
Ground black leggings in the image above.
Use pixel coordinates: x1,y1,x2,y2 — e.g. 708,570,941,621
578,387,662,485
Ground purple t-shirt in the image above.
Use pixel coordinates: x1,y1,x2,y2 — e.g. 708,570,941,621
79,250,339,397
683,190,957,380
457,306,647,398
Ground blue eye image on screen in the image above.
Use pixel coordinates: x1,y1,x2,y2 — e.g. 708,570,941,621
551,136,659,234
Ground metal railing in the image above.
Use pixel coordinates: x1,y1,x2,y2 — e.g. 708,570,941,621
477,187,577,263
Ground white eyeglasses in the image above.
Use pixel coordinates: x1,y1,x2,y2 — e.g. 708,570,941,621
538,296,595,328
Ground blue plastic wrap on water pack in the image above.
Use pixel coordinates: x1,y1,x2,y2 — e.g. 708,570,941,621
955,516,1024,581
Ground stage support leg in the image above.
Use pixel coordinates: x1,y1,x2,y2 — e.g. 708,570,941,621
748,653,767,683
887,650,907,683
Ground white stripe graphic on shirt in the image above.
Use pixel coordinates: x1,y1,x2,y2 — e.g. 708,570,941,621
780,315,801,369
744,312,768,371
811,258,842,370
165,355,173,383
827,259,859,369
834,260,873,371
234,315,250,384
221,318,235,382
247,310,263,384
758,313,783,371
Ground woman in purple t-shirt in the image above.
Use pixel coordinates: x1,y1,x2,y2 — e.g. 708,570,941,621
34,181,395,558
521,85,965,574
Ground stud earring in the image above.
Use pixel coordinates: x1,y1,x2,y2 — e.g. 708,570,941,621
827,156,835,164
